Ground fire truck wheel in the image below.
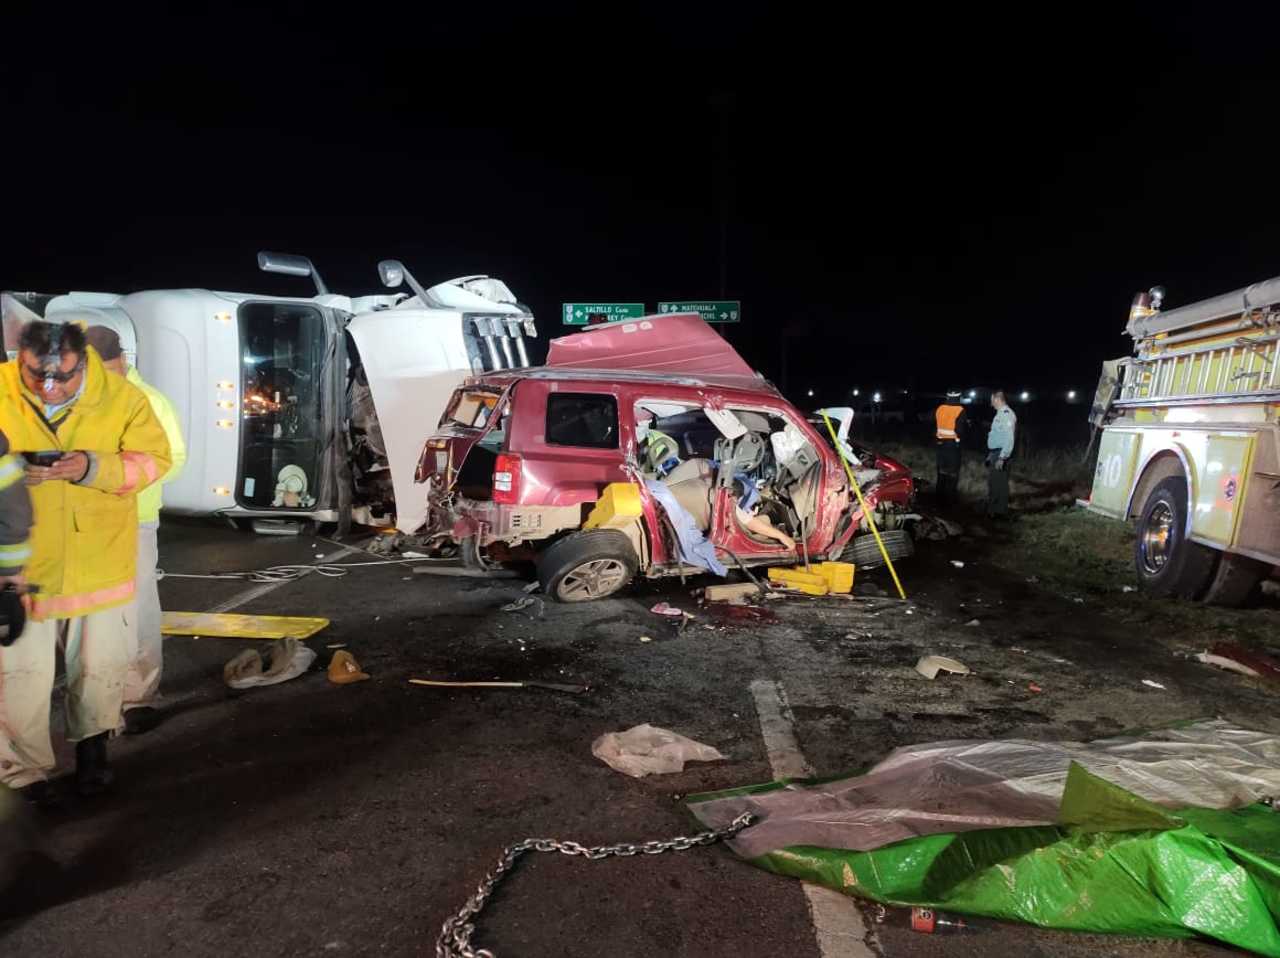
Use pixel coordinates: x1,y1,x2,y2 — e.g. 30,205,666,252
840,529,914,569
1134,478,1217,599
537,531,638,603
1201,552,1267,607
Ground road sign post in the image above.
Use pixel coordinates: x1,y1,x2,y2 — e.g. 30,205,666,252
657,300,741,323
561,303,645,326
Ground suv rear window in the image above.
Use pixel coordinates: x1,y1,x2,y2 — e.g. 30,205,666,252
446,389,501,429
546,393,618,449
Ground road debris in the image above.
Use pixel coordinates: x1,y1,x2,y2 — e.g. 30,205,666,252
326,643,347,649
521,580,541,594
704,582,762,605
650,602,686,618
409,678,587,694
965,618,981,627
915,655,971,680
1141,679,1166,690
328,650,371,685
639,635,653,643
1199,642,1280,682
591,723,726,777
1122,585,1138,593
224,638,316,690
500,596,543,615
1028,682,1043,693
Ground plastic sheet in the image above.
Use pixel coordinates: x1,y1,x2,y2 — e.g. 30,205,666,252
689,722,1280,954
691,719,1280,857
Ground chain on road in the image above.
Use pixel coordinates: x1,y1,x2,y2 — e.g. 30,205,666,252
436,811,756,958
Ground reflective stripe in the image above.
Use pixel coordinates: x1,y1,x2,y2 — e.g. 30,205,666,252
937,428,958,439
116,451,160,495
31,580,135,620
0,540,30,564
0,455,23,490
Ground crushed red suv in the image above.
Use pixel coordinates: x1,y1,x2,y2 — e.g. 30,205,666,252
414,313,914,601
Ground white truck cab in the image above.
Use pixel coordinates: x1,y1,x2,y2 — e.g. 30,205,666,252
1,253,538,534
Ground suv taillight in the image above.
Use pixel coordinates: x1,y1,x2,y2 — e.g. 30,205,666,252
493,453,522,504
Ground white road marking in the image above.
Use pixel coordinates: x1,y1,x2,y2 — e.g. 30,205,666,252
207,546,362,613
749,679,881,958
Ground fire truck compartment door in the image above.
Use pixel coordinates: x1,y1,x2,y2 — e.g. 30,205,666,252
1191,434,1254,547
1089,430,1142,518
347,309,472,534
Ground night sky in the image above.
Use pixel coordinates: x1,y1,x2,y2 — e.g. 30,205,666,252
5,4,1278,402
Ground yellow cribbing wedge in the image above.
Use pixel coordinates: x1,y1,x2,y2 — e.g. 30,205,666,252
821,412,908,601
814,561,855,594
767,567,830,595
161,612,330,640
583,482,644,530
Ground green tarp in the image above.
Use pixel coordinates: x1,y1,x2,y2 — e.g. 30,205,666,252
691,763,1280,954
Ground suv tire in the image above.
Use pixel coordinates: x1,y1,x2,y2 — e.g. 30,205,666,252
537,530,638,603
840,529,914,569
1134,477,1217,599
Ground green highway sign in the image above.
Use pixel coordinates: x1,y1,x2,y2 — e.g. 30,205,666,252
657,300,741,323
561,302,645,325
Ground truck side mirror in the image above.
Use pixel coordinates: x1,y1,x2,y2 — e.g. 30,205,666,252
257,251,329,296
378,260,406,289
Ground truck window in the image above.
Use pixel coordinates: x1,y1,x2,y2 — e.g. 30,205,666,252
546,393,618,449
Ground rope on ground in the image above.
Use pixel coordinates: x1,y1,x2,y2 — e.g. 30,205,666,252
157,555,448,584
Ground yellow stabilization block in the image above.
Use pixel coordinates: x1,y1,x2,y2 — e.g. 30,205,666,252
767,567,829,595
161,612,330,640
583,482,644,530
814,561,856,594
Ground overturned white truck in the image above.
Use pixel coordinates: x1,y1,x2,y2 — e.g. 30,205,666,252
0,254,538,533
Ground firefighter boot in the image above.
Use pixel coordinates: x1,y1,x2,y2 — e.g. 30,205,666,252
74,733,114,797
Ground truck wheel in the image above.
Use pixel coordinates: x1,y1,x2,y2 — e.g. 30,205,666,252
1134,478,1217,599
537,531,637,602
1201,552,1267,607
840,529,914,569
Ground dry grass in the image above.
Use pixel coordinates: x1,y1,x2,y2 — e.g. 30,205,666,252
872,438,1092,508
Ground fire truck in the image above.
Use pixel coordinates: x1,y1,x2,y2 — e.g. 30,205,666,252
1086,276,1280,604
1,254,538,534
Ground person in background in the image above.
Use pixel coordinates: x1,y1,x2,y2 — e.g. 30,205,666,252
985,390,1017,518
933,390,967,507
0,321,171,803
85,327,186,736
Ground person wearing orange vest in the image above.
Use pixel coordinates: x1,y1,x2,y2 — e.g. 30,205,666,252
934,391,967,506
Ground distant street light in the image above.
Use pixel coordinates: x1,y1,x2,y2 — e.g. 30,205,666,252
872,391,882,403
1020,391,1030,401
1067,390,1078,400
968,389,977,398
852,388,860,396
807,389,815,398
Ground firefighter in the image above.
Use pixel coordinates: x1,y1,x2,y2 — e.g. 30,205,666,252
0,321,171,802
85,327,187,735
986,389,1017,518
934,390,967,506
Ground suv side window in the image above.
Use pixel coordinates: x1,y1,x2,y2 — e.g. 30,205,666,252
546,393,619,449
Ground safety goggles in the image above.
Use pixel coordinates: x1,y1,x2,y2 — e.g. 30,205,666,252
24,358,84,384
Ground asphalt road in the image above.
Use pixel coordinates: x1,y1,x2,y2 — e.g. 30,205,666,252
1,515,1274,958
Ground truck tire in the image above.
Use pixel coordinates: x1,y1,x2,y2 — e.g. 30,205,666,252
840,529,914,569
537,530,638,603
1201,552,1267,607
1134,477,1217,599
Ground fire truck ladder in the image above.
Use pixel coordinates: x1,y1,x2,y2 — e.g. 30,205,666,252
1120,321,1280,404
